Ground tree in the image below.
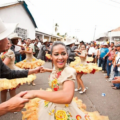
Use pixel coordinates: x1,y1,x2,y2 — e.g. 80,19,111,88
55,23,59,32
57,33,60,36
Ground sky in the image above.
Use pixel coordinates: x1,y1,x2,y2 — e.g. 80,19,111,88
1,0,120,42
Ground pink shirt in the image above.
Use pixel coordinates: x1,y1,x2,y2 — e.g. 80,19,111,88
108,51,115,60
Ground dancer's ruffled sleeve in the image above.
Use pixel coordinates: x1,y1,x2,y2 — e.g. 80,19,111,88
5,49,15,59
60,66,76,83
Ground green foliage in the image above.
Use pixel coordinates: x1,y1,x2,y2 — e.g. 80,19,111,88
57,33,60,36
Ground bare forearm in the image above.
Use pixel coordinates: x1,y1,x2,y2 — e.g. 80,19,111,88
0,102,9,116
35,90,72,104
28,69,36,75
46,68,52,72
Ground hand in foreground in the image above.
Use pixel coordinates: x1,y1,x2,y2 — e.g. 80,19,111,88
7,91,29,112
22,90,36,99
112,77,120,84
34,66,43,74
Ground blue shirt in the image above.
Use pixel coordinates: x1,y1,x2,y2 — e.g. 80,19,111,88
100,48,109,58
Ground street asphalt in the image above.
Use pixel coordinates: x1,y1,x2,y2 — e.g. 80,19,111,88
0,62,120,120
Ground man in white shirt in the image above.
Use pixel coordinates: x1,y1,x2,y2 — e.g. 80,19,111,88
88,43,95,57
35,38,41,49
15,38,22,51
29,39,35,54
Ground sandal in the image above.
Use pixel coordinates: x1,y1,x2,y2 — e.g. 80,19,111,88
79,89,86,94
32,82,36,86
74,88,81,92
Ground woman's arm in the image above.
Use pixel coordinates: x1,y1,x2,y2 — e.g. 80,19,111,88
23,80,74,104
40,67,52,73
3,57,11,65
76,52,86,58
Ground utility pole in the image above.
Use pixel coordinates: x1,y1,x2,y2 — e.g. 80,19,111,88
93,25,97,41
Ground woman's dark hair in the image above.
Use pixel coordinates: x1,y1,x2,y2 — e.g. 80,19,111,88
51,41,68,55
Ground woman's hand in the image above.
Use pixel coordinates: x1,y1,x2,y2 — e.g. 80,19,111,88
34,66,43,74
40,67,52,73
22,90,37,99
28,66,43,75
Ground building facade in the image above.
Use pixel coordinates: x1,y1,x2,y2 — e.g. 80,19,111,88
0,1,37,39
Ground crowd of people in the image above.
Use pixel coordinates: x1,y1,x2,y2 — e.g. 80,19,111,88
3,26,120,92
11,34,120,91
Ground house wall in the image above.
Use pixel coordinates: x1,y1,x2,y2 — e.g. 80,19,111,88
0,3,35,39
44,36,49,41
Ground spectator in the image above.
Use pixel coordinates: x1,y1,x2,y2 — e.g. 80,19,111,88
9,33,24,63
112,44,120,89
109,42,114,51
37,39,49,60
106,47,115,78
65,38,76,63
37,39,41,49
109,46,118,81
98,42,109,73
86,43,90,52
29,39,35,55
34,42,39,58
94,45,99,63
49,41,53,51
88,43,95,57
72,41,79,51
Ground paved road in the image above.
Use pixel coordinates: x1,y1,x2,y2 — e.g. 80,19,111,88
0,62,120,120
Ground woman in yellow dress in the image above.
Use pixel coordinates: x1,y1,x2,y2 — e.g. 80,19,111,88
0,40,36,102
16,40,44,85
22,42,108,120
73,44,87,94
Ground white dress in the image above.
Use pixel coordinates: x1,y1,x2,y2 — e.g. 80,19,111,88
38,66,89,120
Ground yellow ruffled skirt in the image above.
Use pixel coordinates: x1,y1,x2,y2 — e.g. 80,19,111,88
22,89,109,120
16,58,45,69
70,57,102,74
0,75,36,91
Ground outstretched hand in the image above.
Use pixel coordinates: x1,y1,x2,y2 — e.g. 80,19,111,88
7,91,29,112
40,67,48,73
34,66,43,74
